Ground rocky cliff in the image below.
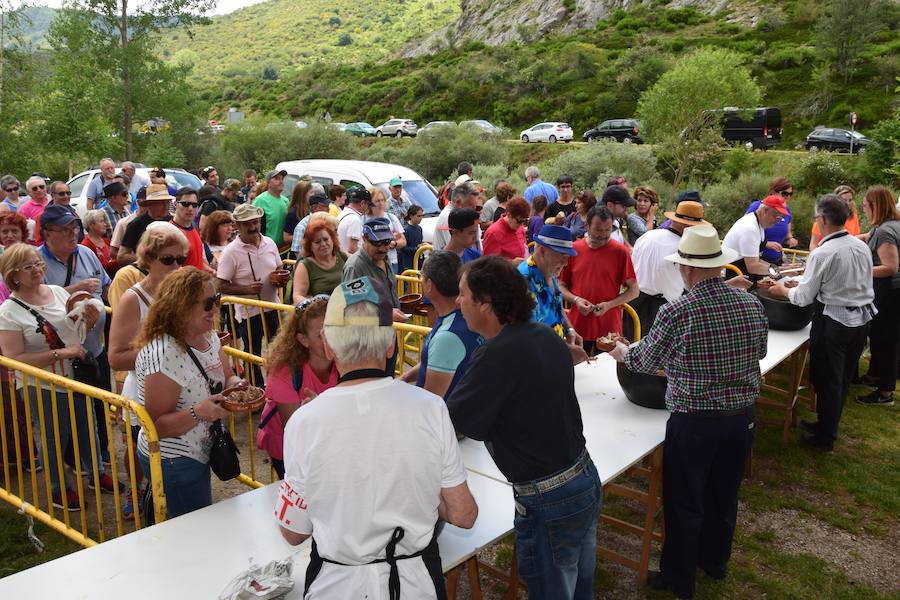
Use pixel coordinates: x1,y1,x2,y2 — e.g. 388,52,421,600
402,0,762,57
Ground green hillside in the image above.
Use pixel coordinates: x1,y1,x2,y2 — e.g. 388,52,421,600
187,2,900,143
161,0,460,86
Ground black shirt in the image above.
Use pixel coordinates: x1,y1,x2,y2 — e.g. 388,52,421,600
121,213,172,251
547,199,576,218
199,195,228,217
446,321,586,483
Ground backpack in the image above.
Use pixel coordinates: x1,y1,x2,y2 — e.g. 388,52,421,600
257,366,303,430
437,181,454,209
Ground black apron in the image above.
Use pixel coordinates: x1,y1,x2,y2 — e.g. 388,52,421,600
303,369,446,599
728,214,768,280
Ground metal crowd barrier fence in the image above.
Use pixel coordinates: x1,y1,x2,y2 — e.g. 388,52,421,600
782,248,809,264
0,356,167,548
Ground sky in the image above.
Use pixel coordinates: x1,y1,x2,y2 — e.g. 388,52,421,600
27,0,268,16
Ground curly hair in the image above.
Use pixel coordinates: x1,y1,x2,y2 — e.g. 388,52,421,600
0,212,29,244
633,185,659,206
201,210,234,246
505,196,531,220
495,182,516,204
133,267,214,349
264,297,328,373
302,218,340,257
462,256,535,325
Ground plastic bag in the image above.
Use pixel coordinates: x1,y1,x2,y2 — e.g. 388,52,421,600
218,556,295,600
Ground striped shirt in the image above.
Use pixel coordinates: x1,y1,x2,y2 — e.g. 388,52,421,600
788,230,876,327
624,277,768,412
102,204,132,238
135,333,224,461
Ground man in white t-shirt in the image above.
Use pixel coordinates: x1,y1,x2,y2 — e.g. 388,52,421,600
630,200,708,337
337,187,368,255
722,195,787,276
275,276,477,599
433,182,483,252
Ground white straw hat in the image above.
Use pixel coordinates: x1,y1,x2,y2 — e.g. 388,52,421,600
664,224,738,268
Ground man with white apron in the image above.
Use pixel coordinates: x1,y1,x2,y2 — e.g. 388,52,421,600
274,276,477,598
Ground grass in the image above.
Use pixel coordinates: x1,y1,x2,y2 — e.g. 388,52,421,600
0,503,81,578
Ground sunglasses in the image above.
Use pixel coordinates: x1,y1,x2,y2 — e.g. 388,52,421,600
515,217,528,225
54,190,72,196
4,186,19,193
295,294,330,315
201,293,221,312
178,201,199,208
30,185,45,191
780,190,794,197
157,254,188,266
369,239,392,247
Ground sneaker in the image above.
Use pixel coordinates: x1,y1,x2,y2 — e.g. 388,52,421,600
122,490,137,519
87,473,125,494
856,390,895,406
799,419,819,434
857,374,880,388
800,432,834,452
52,488,81,512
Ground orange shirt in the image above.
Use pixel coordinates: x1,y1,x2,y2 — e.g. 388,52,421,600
812,212,860,239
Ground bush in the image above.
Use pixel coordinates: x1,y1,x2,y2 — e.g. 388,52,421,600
141,133,186,167
540,139,659,192
793,152,847,195
701,172,771,235
865,117,900,186
718,147,754,182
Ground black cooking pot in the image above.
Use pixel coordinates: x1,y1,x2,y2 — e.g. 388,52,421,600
615,363,668,410
751,288,814,331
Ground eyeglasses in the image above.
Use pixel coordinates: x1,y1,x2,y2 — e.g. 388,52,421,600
4,186,19,193
157,254,188,266
178,201,199,208
201,293,221,312
515,217,528,225
15,261,45,273
53,190,72,196
369,239,392,247
295,294,330,315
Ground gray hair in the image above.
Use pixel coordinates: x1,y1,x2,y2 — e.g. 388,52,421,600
323,301,395,366
451,182,474,206
0,175,19,190
100,157,115,167
525,165,540,180
25,176,45,192
83,209,109,231
310,182,325,195
121,161,136,171
815,194,849,227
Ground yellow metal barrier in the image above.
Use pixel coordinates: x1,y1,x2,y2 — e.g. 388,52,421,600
413,244,433,272
622,303,641,341
782,248,809,264
724,264,743,277
0,356,167,548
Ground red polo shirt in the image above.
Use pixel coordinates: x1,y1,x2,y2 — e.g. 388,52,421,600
174,222,205,270
482,218,526,260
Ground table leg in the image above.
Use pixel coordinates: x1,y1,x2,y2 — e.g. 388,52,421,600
445,564,461,599
638,446,663,586
466,557,484,600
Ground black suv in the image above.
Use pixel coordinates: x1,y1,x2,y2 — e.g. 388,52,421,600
583,119,642,144
805,128,869,154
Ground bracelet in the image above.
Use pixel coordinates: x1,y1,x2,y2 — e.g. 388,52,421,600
190,405,201,423
52,350,59,361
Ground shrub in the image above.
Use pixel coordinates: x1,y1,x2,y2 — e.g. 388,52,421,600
718,147,754,182
540,139,659,191
793,152,847,195
865,117,900,186
141,133,186,167
336,33,352,46
701,172,771,235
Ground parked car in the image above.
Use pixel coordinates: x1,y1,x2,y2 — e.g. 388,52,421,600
375,119,418,138
707,107,782,150
343,122,378,137
419,121,457,133
66,166,201,218
294,120,308,129
276,159,441,242
583,119,643,144
460,119,504,135
805,127,869,154
519,122,573,143
331,122,348,131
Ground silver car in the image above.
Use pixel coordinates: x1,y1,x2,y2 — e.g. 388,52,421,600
375,119,418,138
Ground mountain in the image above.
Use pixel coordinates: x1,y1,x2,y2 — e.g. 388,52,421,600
160,0,461,86
7,6,58,49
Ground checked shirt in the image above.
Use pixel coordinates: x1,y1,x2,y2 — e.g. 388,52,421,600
624,277,768,413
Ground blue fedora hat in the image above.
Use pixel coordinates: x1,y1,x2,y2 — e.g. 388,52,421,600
533,224,578,257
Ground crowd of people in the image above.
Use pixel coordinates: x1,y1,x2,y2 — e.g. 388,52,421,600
0,158,897,599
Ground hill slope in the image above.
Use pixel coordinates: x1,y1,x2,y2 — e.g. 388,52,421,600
160,0,460,87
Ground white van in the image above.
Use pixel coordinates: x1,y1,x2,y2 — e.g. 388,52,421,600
275,159,441,243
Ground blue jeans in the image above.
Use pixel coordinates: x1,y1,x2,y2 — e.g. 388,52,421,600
139,451,212,519
513,455,603,600
28,386,104,495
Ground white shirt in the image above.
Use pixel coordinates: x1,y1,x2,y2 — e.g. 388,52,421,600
337,205,364,254
110,211,139,250
788,230,876,328
611,219,626,245
275,378,467,599
128,172,151,196
135,332,224,462
723,212,765,259
632,227,684,301
433,205,482,252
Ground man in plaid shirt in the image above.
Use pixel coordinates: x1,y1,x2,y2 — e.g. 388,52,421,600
612,225,768,599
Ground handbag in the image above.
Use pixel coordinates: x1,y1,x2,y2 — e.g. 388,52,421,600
184,344,241,481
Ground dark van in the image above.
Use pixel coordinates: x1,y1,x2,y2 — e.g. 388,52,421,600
710,107,782,150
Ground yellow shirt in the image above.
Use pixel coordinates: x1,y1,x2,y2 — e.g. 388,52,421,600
328,203,341,217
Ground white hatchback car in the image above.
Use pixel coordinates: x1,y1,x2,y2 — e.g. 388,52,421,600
66,166,201,218
519,122,574,143
275,159,441,242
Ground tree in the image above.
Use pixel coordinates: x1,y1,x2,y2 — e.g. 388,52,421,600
816,0,887,84
56,0,215,160
637,47,761,187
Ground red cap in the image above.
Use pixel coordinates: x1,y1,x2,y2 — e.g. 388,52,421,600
761,194,789,216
